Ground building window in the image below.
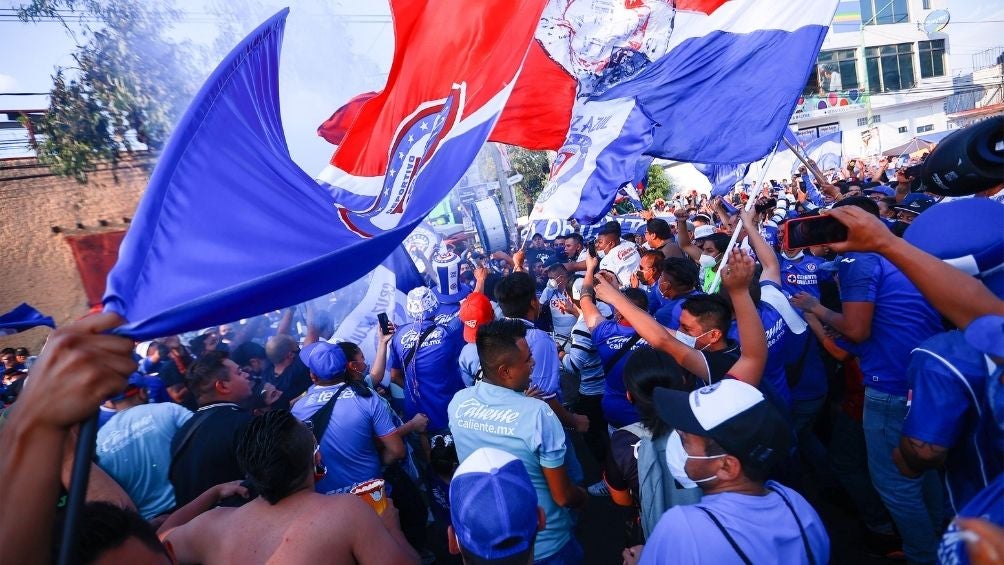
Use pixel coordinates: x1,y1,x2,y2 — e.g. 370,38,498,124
919,40,946,78
866,43,916,92
922,0,931,9
857,115,881,127
898,126,908,133
917,124,934,133
861,0,910,25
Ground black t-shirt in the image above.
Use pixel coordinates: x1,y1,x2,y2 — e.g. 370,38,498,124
687,339,740,388
169,403,252,507
604,427,643,498
263,357,311,410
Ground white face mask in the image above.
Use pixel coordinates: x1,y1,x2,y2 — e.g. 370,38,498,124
674,329,712,350
784,249,804,261
597,248,606,259
665,431,699,488
670,432,727,485
698,253,718,269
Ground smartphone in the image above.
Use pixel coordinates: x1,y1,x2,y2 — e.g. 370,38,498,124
377,313,392,335
588,241,597,258
783,215,848,250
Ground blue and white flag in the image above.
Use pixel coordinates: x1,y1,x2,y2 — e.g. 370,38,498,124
530,97,655,223
529,0,838,221
694,163,751,198
0,303,55,335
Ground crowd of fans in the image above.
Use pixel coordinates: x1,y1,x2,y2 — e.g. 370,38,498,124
0,151,1001,565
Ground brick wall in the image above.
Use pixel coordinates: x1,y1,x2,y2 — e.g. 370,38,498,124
0,155,152,354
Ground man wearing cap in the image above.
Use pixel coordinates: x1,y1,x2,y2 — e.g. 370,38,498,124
448,447,545,565
632,380,829,565
595,224,641,287
449,319,587,563
169,351,255,507
390,286,466,438
96,373,193,520
290,340,403,494
890,193,936,235
790,197,944,563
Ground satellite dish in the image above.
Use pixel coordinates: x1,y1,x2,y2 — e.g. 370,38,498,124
923,9,950,34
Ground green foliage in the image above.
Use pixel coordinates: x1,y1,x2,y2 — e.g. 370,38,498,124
642,164,675,209
18,0,200,182
507,146,551,217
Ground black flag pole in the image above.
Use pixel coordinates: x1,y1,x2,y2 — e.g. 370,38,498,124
57,411,99,565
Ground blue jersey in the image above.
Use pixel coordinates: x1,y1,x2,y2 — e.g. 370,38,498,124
654,290,704,330
779,254,832,299
938,475,1003,565
593,321,649,427
788,331,828,402
449,382,571,561
646,284,669,315
390,317,466,432
905,331,1002,514
291,383,398,494
758,299,792,408
838,252,942,396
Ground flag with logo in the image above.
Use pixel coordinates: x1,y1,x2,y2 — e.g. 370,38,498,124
104,1,546,340
528,0,838,221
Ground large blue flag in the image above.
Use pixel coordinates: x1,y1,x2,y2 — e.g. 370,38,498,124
104,2,545,340
0,303,55,335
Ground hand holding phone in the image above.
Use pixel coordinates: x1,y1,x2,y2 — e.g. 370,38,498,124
588,241,597,258
377,313,392,335
783,215,848,250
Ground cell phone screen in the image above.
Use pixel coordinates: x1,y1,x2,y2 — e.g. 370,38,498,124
783,215,848,250
377,313,391,335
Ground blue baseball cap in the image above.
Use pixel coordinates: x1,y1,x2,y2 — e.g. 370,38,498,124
904,198,1004,299
892,193,937,215
450,447,539,563
964,315,1004,359
299,341,347,380
863,185,894,198
110,372,148,402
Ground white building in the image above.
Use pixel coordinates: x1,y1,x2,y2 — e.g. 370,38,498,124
792,0,955,158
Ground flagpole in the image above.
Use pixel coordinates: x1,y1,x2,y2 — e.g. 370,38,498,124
706,141,781,294
781,136,827,186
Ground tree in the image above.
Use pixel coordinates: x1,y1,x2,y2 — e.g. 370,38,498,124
641,164,675,208
507,146,551,217
18,0,201,182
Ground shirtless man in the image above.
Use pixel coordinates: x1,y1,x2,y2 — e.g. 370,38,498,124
160,410,419,564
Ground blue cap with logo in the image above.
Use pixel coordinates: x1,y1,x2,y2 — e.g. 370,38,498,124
904,198,1004,299
299,341,347,380
450,447,539,563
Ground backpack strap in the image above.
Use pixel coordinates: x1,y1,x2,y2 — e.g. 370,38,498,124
696,506,753,565
768,485,817,565
403,323,438,368
305,383,351,443
169,406,228,480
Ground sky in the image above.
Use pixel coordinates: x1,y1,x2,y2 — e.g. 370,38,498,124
1,0,1002,171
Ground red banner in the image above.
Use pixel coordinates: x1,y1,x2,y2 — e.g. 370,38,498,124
65,231,126,308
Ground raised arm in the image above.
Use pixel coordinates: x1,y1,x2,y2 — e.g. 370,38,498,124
719,250,767,386
593,276,711,382
738,207,780,284
673,208,702,262
825,206,1004,327
578,254,607,331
